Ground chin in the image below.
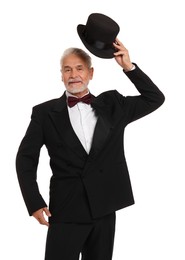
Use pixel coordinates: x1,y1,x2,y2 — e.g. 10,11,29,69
67,85,88,94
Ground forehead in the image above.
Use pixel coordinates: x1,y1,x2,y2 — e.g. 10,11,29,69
62,54,87,68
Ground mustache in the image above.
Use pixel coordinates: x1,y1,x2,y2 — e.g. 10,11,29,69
68,77,82,83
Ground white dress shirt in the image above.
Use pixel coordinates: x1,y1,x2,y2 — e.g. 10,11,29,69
66,91,98,154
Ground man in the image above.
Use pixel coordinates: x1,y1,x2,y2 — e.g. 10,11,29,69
16,38,165,260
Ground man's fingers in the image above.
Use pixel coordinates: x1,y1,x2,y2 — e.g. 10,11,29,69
32,208,50,226
114,38,126,49
114,50,128,56
37,215,49,226
43,207,52,217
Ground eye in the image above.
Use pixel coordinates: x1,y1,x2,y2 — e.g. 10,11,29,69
64,68,71,72
77,66,83,71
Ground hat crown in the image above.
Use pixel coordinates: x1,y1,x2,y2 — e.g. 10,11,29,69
84,13,119,43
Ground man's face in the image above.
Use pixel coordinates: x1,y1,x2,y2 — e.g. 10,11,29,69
61,54,94,96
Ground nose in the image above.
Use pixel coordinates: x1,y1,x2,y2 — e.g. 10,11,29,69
70,69,78,78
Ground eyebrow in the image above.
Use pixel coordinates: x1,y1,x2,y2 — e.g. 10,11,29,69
63,64,84,69
76,65,83,68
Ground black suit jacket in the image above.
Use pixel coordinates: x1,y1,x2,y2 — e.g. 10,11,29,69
16,64,165,223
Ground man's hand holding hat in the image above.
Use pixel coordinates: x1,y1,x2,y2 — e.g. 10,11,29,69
113,38,134,71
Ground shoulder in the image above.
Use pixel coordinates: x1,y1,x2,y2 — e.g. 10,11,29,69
32,94,65,113
33,98,60,110
96,90,120,99
94,90,125,105
29,95,65,122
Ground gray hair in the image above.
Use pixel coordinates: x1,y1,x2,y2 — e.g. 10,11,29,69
60,48,92,69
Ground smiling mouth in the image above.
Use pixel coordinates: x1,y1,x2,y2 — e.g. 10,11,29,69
68,80,82,85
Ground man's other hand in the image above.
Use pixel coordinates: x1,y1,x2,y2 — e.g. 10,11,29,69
32,207,51,227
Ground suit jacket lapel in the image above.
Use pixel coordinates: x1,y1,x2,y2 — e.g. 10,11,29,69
49,93,87,159
88,97,113,159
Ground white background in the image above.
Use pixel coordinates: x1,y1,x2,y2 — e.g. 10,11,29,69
0,0,185,259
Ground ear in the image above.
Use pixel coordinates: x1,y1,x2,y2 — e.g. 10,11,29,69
60,70,64,82
89,67,94,80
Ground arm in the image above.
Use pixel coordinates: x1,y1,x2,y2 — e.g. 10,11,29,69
113,38,165,123
16,106,50,225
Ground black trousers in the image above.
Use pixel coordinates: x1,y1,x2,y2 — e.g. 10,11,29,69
45,212,116,260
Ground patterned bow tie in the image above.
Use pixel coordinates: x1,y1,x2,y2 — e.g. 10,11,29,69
67,93,92,108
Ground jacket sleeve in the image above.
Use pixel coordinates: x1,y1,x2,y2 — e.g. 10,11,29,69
115,63,165,124
16,106,47,216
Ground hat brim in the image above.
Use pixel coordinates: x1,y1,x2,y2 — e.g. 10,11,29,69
77,25,116,59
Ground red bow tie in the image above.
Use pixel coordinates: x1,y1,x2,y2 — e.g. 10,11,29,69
67,93,92,107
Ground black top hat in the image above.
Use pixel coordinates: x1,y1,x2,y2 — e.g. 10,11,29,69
77,13,120,59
